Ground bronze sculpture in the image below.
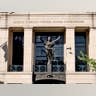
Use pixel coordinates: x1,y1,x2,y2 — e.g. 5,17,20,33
40,36,60,65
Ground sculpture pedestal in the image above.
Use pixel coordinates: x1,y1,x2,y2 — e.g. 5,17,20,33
47,63,52,75
47,60,52,75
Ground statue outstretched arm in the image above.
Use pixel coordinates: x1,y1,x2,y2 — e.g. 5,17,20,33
52,36,60,43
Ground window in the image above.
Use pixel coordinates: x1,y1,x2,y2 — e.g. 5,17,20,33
8,32,24,72
75,32,87,72
34,32,64,72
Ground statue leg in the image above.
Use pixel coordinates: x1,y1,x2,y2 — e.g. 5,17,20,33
45,50,51,65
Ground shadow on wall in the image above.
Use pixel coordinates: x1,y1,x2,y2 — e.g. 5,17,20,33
0,41,8,62
0,81,4,84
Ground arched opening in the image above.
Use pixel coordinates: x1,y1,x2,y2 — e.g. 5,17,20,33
34,79,65,84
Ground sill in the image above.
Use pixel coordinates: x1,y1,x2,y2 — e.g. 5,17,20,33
0,72,32,75
66,72,96,75
34,72,65,75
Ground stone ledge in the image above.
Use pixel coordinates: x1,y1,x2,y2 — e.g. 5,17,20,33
66,72,96,75
0,72,32,75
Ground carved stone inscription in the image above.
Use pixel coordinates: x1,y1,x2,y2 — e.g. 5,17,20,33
7,15,92,27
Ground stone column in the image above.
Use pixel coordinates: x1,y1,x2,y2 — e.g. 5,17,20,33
66,28,75,72
24,28,32,72
89,28,96,71
0,28,8,72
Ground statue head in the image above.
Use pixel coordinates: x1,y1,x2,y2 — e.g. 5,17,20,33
48,36,51,41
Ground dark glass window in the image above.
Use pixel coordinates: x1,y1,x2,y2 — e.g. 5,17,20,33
9,32,24,72
35,32,64,72
75,32,87,72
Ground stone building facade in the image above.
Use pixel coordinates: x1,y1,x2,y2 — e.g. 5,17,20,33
0,12,96,84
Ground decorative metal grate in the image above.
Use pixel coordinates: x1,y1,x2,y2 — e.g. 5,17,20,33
52,65,64,72
76,64,87,72
34,60,64,72
52,60,64,72
34,65,47,72
8,65,23,72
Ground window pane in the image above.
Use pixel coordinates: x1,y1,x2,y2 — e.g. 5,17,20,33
35,32,64,72
9,32,24,72
75,32,87,72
